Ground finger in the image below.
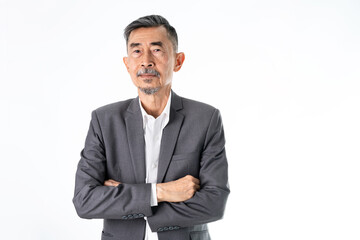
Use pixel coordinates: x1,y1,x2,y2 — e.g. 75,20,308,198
194,184,200,191
104,180,112,186
183,175,199,183
104,179,121,186
109,179,121,184
192,178,200,185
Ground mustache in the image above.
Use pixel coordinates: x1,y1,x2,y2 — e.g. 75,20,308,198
136,68,160,77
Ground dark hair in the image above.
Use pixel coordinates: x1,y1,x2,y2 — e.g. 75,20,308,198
124,15,178,52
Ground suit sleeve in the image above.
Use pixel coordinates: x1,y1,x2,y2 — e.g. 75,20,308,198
72,110,153,219
147,109,230,231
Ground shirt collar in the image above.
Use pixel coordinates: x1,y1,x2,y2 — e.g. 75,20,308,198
139,92,172,129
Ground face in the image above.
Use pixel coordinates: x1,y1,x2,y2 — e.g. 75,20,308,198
123,26,185,95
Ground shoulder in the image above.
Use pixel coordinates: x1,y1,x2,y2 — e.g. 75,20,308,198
175,95,221,127
92,98,135,119
179,95,219,117
175,94,224,138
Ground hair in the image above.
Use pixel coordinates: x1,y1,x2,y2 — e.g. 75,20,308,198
124,15,178,52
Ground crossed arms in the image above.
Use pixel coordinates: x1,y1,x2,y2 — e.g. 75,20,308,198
105,175,200,203
73,107,229,231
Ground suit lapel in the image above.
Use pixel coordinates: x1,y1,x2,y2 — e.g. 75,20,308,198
125,97,146,184
157,92,184,183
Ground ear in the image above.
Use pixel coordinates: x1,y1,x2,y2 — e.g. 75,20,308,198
123,57,130,72
173,52,185,72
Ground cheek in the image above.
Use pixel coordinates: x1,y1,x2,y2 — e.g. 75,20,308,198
127,58,138,70
129,65,139,76
161,58,174,75
166,62,175,75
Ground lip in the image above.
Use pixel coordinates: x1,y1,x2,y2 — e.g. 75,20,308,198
139,74,158,78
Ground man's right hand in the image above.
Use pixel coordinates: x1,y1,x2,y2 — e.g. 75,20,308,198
156,175,200,203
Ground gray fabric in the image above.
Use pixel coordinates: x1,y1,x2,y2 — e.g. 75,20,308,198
73,91,229,240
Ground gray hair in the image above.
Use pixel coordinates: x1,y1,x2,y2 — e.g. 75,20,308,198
124,15,178,52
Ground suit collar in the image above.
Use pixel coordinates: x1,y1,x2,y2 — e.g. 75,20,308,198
124,102,146,183
170,90,183,112
126,95,141,114
157,105,184,182
158,90,185,183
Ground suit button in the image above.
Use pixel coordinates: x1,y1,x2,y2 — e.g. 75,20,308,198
163,227,169,231
128,214,133,219
139,213,145,217
157,228,163,232
133,214,139,218
174,226,180,230
169,226,174,230
121,216,128,220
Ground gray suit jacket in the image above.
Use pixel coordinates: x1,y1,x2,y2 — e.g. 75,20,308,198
73,91,229,240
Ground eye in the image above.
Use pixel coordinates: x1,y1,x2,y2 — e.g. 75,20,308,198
133,50,140,53
154,49,161,52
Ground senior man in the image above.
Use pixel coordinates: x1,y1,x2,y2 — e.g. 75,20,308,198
73,15,229,240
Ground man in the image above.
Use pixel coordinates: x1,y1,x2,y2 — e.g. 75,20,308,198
73,15,229,240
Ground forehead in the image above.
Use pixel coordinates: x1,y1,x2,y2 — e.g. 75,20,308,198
128,26,171,47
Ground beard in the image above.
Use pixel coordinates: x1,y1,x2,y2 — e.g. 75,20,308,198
138,86,160,95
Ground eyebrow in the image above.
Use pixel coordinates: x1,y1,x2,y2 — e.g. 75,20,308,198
129,41,163,49
150,41,163,47
129,42,141,48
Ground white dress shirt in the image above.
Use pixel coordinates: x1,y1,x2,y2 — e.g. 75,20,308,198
139,93,171,240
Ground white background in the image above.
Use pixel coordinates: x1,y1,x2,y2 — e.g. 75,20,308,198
1,0,359,239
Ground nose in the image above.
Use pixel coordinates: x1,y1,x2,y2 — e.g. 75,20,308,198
141,51,154,68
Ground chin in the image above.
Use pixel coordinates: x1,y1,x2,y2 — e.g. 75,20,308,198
139,87,160,95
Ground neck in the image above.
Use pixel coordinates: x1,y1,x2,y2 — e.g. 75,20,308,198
138,85,171,118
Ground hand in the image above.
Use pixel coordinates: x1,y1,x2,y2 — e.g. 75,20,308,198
156,175,200,203
104,179,121,187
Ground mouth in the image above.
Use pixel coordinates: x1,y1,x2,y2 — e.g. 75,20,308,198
139,74,158,78
136,68,160,78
